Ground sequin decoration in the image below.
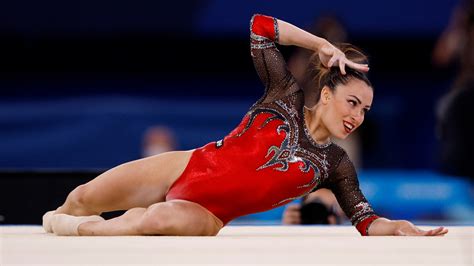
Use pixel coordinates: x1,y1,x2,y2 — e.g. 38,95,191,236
235,105,324,198
351,202,375,225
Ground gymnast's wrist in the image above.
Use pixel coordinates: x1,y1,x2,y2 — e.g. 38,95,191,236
313,37,330,52
367,217,396,236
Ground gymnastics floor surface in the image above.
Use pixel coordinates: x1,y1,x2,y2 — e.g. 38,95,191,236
1,225,472,265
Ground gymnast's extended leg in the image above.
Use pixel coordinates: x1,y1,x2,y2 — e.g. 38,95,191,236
72,200,223,236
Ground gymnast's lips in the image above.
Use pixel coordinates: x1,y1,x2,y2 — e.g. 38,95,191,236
343,121,355,134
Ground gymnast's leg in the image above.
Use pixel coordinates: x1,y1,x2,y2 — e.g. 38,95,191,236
56,150,193,215
43,150,193,232
74,200,223,236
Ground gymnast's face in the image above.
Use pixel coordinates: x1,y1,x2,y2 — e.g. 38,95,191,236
321,78,373,139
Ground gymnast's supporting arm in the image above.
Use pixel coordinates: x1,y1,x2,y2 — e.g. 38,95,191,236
331,154,448,237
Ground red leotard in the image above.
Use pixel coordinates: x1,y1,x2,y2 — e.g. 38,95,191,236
166,14,379,235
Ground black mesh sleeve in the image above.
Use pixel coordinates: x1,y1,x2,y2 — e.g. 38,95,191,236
328,153,377,227
250,15,300,104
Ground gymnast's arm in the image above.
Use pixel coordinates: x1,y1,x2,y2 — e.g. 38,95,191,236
329,153,448,236
276,16,369,74
250,14,369,103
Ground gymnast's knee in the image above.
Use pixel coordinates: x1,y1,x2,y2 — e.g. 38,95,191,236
137,203,177,235
63,184,100,215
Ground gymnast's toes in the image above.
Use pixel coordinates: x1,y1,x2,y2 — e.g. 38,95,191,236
42,210,56,233
51,214,104,236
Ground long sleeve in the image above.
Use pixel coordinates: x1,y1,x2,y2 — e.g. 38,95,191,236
328,153,379,236
250,14,300,104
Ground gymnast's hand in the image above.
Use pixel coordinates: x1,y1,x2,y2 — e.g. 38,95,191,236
369,218,449,236
393,220,449,236
276,18,369,75
318,41,370,75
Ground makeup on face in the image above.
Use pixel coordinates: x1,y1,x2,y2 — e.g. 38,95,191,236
331,80,373,138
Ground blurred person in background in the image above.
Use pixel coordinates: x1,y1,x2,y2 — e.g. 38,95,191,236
142,126,178,157
42,14,447,237
283,189,344,225
433,0,474,178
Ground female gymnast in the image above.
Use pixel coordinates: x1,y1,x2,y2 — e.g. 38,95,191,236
43,14,448,237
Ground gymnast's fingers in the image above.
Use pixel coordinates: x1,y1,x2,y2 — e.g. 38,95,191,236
328,54,338,68
346,60,370,72
339,58,346,75
424,227,448,236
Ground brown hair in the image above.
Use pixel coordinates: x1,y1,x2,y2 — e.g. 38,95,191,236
305,43,372,103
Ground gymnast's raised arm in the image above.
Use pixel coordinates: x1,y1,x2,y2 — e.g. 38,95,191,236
250,14,369,103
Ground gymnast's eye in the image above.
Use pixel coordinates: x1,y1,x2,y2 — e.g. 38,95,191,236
348,100,357,106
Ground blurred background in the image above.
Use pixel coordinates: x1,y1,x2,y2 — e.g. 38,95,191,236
0,0,472,225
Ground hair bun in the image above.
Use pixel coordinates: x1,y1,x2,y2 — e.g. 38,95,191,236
304,43,371,104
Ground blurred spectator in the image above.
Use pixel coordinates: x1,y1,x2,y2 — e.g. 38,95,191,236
436,81,474,178
432,0,474,85
142,126,178,157
282,189,345,225
433,0,474,178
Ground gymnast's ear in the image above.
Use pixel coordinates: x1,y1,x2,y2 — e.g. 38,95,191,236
320,86,332,105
